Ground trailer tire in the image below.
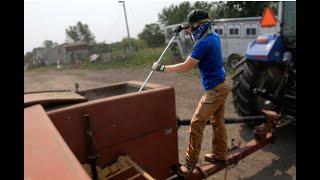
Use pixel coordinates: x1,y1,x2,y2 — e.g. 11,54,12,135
232,58,282,118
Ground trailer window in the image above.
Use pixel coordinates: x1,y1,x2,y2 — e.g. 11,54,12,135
252,28,256,35
246,28,257,36
235,28,239,35
229,28,239,36
246,28,250,35
214,28,223,35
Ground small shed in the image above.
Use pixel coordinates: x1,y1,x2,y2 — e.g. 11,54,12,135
42,45,66,66
31,42,90,66
64,42,90,63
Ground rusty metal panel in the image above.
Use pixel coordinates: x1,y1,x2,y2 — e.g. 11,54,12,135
24,91,87,107
99,128,178,179
78,80,169,100
47,82,178,178
24,105,91,180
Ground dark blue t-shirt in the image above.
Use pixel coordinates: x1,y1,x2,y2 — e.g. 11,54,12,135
190,32,225,91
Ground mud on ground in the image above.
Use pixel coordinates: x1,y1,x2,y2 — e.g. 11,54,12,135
24,68,296,180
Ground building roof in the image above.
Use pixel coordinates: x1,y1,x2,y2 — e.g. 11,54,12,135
213,17,262,23
64,42,88,51
165,17,263,29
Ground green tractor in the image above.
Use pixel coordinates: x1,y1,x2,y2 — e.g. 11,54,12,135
232,2,296,126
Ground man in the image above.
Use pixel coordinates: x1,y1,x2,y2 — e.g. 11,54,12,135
151,9,230,176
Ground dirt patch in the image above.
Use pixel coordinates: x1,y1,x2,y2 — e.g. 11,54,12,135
24,68,296,180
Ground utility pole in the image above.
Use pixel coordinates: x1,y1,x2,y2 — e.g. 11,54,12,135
118,0,132,52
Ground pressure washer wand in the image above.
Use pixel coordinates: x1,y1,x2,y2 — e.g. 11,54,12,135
138,35,177,92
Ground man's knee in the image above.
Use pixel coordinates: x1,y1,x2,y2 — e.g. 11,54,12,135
190,114,207,132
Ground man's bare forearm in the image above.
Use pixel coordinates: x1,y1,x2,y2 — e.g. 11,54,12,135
164,56,199,73
164,62,190,73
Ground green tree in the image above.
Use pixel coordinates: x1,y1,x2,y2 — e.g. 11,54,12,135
43,40,58,48
193,1,215,13
138,23,165,48
32,47,44,53
90,42,111,54
24,51,34,63
213,1,278,19
109,41,123,52
122,38,147,51
65,21,96,44
158,1,279,25
158,1,217,25
158,2,192,25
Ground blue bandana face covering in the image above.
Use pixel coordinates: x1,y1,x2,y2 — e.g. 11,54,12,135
191,22,211,42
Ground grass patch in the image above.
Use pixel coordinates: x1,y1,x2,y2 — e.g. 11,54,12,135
25,48,171,72
24,47,200,78
24,65,58,73
76,48,173,70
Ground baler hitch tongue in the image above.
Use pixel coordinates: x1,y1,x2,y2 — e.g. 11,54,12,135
254,110,280,142
176,115,267,127
171,110,280,179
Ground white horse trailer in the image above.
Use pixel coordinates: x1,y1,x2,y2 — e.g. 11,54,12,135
164,16,280,62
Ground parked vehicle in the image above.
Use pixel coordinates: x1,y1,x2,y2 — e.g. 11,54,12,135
164,16,279,67
231,1,296,125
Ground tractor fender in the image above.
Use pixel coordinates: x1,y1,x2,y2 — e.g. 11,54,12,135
245,33,285,63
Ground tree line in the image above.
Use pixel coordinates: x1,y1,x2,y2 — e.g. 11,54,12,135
25,1,278,62
158,1,278,25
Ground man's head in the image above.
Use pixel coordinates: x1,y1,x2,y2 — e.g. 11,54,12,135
184,9,212,42
187,9,210,31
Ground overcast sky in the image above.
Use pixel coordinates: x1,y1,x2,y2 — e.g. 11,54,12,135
24,0,188,53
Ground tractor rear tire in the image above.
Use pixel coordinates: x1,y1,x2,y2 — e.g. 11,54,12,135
227,54,242,69
231,58,282,117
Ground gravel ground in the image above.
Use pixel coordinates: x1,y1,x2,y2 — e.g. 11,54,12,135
24,68,296,180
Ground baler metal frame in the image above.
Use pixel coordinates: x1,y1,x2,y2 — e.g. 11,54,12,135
24,81,283,180
170,109,280,179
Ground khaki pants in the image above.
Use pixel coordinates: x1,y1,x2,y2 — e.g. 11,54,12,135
186,80,230,165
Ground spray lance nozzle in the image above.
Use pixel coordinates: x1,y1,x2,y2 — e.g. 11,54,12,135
173,24,190,36
172,24,196,43
173,25,183,36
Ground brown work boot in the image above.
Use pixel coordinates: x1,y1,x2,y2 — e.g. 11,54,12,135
177,162,195,177
204,153,227,165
